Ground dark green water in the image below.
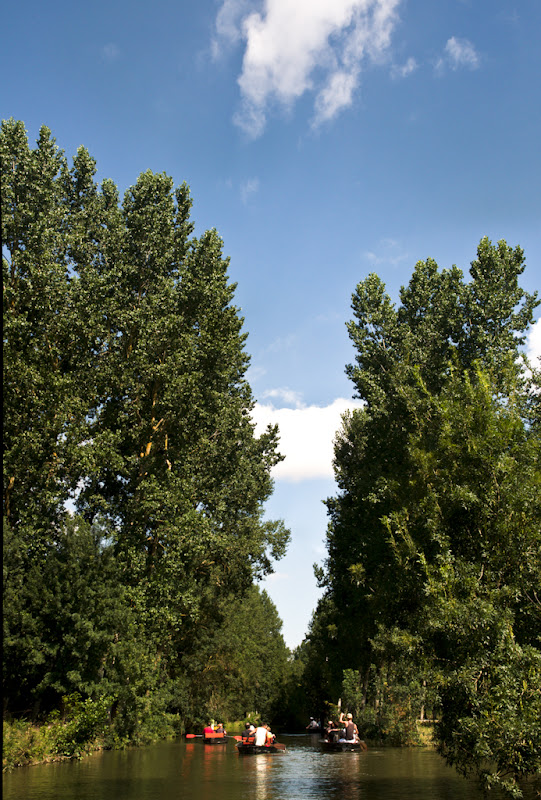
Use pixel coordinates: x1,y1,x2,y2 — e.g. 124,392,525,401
2,734,504,799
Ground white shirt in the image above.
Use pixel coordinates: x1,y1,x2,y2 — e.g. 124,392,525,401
254,726,267,746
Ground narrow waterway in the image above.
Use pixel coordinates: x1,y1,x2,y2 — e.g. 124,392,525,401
3,734,508,800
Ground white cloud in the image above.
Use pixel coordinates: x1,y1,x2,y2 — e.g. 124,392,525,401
436,36,480,74
445,36,479,69
261,387,305,407
246,364,267,383
391,56,417,79
262,570,289,583
313,69,359,125
252,396,363,481
214,0,402,137
264,333,297,354
363,237,409,267
527,318,541,365
240,176,260,203
212,0,252,55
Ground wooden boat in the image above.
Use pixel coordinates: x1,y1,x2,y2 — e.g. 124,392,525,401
235,738,286,754
320,738,367,752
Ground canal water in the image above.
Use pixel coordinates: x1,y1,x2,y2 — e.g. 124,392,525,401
3,734,508,800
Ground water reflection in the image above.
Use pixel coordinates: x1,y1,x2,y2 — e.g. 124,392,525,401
2,735,513,800
251,753,273,799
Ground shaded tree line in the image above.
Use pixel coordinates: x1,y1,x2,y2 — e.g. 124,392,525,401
2,119,290,744
302,239,540,797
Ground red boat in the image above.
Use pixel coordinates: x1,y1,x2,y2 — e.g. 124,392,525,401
203,731,227,744
185,730,229,744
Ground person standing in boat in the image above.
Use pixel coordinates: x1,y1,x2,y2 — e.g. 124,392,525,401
339,711,359,742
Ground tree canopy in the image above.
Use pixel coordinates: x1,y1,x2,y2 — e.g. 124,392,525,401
2,119,290,737
307,240,540,796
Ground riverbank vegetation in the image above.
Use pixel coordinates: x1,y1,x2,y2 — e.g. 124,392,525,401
3,694,118,769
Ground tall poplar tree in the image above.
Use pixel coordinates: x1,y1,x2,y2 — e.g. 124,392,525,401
2,120,289,731
312,240,539,795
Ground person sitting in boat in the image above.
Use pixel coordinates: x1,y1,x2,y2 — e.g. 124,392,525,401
203,722,215,736
306,717,319,731
254,723,275,746
254,724,268,746
215,723,226,735
325,720,341,742
242,722,255,741
338,712,359,743
265,724,276,744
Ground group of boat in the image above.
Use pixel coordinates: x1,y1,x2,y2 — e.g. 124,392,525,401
186,729,285,753
186,720,368,754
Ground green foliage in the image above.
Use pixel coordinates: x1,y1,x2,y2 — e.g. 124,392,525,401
48,693,113,757
3,693,112,768
3,720,56,770
307,240,540,796
341,658,428,746
2,119,289,754
436,625,541,796
179,585,290,726
3,515,126,716
274,644,315,730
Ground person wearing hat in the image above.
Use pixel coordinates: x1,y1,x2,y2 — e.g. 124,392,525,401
339,711,359,742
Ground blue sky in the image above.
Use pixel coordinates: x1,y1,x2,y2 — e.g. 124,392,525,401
3,0,540,648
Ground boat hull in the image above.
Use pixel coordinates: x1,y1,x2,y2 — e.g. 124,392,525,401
236,743,285,754
320,739,367,752
203,732,227,744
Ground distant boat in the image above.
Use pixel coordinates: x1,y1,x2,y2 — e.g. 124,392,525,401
320,738,367,752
